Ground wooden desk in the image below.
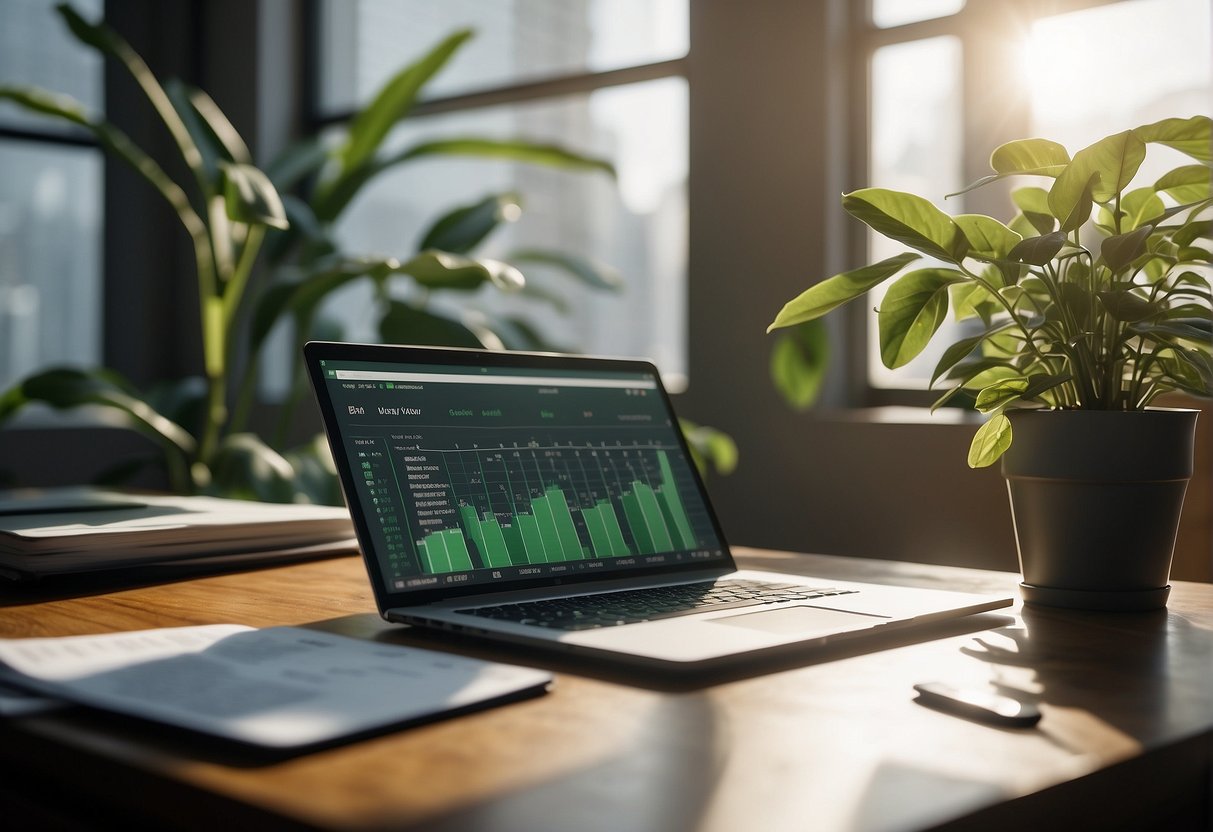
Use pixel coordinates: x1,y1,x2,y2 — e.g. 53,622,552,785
1,549,1210,832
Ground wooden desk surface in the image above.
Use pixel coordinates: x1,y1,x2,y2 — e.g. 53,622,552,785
1,549,1210,832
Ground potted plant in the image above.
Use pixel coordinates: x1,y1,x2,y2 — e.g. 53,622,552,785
768,116,1212,611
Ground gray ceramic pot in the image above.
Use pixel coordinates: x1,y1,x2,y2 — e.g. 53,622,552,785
1001,408,1198,611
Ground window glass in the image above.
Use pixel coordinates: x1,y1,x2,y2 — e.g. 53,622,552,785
871,0,965,29
1025,0,1212,181
0,0,104,131
318,77,689,386
317,0,688,111
0,142,102,389
866,36,965,389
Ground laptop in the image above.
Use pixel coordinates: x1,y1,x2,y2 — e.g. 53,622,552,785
305,341,1012,671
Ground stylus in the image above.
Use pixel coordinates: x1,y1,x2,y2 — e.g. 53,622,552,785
912,682,1041,728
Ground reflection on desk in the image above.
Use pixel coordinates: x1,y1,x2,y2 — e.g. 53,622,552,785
0,547,1210,832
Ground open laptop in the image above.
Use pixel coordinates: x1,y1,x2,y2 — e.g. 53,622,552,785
305,342,1011,670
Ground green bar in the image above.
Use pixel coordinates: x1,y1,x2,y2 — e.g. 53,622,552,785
479,517,512,568
459,505,487,566
582,504,612,557
530,494,566,560
657,451,697,549
441,528,474,571
633,482,674,551
544,486,584,560
417,538,436,573
517,513,548,563
621,491,655,554
596,499,631,556
426,532,453,572
500,523,530,566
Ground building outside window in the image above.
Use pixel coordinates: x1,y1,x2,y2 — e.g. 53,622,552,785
0,0,104,392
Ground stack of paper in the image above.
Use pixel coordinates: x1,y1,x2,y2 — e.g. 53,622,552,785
0,488,357,579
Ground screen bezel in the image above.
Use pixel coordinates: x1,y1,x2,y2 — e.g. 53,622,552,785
304,341,735,610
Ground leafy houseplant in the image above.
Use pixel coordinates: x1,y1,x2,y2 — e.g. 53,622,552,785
768,116,1212,610
0,5,620,502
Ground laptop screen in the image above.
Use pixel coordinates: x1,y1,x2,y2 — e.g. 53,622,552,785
305,343,731,604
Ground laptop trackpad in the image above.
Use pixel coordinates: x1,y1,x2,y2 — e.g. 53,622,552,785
711,605,890,635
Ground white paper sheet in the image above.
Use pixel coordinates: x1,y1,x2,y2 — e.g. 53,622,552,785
0,625,551,748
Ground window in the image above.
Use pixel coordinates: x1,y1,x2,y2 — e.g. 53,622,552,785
0,0,104,392
310,1,690,389
858,0,1212,402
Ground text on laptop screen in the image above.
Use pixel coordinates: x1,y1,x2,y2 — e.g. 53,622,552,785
319,359,728,593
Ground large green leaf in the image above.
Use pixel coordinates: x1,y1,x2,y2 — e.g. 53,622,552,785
877,268,964,369
1155,165,1212,203
419,193,521,254
968,412,1012,468
1051,131,1146,225
10,367,196,453
265,137,331,190
507,248,624,291
950,280,998,323
379,300,489,348
842,189,968,262
221,162,288,230
769,319,829,410
1096,288,1157,322
991,138,1071,175
337,29,472,178
947,139,1070,198
315,136,614,221
679,419,738,479
767,251,920,331
1134,115,1213,163
929,323,1015,387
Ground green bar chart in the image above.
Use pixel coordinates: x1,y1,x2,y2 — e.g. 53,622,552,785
416,448,704,575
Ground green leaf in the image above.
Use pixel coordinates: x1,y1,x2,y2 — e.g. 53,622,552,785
680,419,738,478
1048,170,1097,232
954,214,1022,260
1155,165,1212,203
1096,289,1157,322
1100,225,1153,272
488,316,565,352
877,268,964,368
843,189,968,262
1052,132,1147,224
1011,186,1057,235
929,322,1016,387
507,249,624,291
768,251,920,331
394,137,615,176
968,412,1012,468
991,138,1071,176
419,193,522,254
1132,318,1213,343
950,280,998,323
379,300,490,349
14,367,196,454
1119,187,1166,230
1008,231,1066,265
338,29,473,177
974,377,1029,413
210,433,298,503
221,162,288,230
770,319,830,410
315,136,614,221
265,137,331,190
1134,115,1213,163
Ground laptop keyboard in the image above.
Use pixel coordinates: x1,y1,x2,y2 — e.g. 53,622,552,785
456,579,858,631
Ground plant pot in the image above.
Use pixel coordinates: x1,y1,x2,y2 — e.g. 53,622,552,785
1001,408,1198,612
